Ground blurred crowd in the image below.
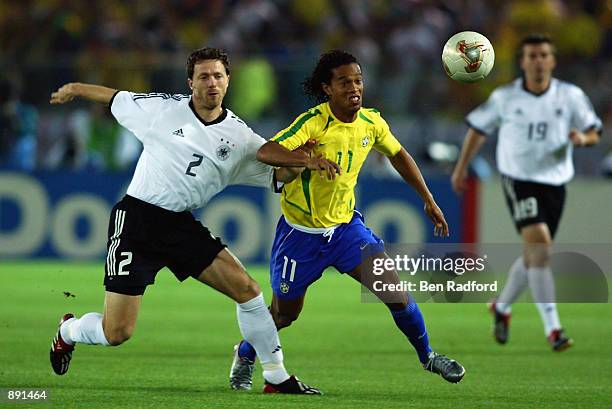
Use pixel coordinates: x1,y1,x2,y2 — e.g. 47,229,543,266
1,0,610,175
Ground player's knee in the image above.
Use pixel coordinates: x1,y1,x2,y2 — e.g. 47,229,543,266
386,302,408,312
244,277,261,299
232,272,261,303
531,252,551,267
524,245,552,267
104,325,134,346
274,311,300,329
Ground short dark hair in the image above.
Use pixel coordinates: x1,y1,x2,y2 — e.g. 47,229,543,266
519,33,555,57
186,47,230,79
302,50,359,103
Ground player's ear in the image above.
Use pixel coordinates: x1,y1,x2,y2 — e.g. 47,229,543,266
518,54,526,72
550,54,556,70
322,82,332,97
188,78,193,90
518,45,526,71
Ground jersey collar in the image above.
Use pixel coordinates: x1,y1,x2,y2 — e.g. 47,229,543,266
521,77,553,97
324,102,360,125
189,99,228,126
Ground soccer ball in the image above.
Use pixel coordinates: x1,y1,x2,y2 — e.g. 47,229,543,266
442,31,494,83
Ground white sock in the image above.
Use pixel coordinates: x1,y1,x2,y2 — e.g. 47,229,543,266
534,303,562,335
61,312,110,346
496,256,528,314
527,266,561,335
236,293,289,385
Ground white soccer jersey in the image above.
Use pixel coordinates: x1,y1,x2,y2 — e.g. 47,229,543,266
110,91,273,212
466,78,602,185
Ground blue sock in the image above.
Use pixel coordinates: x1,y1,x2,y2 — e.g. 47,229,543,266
390,299,432,364
237,340,257,361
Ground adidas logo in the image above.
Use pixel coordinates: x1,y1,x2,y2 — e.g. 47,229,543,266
172,128,184,137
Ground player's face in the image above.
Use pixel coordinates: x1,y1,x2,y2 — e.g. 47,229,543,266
323,63,363,117
189,59,229,110
520,43,556,83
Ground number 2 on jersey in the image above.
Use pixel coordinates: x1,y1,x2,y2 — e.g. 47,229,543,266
185,153,204,176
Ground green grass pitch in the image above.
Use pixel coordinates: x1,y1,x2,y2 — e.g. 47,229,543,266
1,261,610,409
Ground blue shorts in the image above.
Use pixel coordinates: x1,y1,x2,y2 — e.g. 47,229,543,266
270,210,384,300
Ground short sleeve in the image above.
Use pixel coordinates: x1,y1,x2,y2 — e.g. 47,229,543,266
569,86,602,133
269,108,322,150
231,131,274,188
372,114,402,157
465,89,502,136
110,91,174,142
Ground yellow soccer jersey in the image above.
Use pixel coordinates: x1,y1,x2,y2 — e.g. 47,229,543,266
271,102,402,228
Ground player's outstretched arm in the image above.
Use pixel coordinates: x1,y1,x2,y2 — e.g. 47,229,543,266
50,82,117,105
257,141,341,180
451,128,486,194
274,140,319,183
388,148,449,237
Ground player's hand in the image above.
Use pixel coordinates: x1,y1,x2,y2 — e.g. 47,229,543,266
569,129,587,147
285,140,319,174
306,154,341,180
451,167,468,195
50,83,78,104
424,200,449,237
296,139,318,155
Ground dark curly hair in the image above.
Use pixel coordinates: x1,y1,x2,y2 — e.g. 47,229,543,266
302,50,359,103
186,47,230,79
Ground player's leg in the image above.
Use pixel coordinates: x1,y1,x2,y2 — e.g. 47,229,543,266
336,211,464,382
490,256,527,344
196,248,320,394
495,256,528,313
235,220,321,360
492,176,540,344
236,293,306,360
521,223,572,350
196,249,287,383
51,290,144,375
346,260,430,360
231,293,306,390
230,217,323,391
503,177,571,351
345,256,464,383
164,211,289,386
50,198,152,375
496,176,531,312
270,293,307,329
102,291,142,345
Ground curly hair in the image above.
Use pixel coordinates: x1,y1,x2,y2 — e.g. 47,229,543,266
186,47,230,79
302,50,359,103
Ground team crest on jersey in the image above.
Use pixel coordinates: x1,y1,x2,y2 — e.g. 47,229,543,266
361,135,370,147
216,145,231,161
280,281,290,294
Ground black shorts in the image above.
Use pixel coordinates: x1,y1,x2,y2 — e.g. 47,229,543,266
501,175,566,238
103,195,226,296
